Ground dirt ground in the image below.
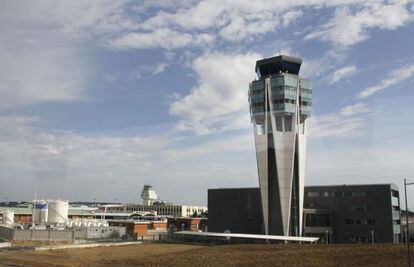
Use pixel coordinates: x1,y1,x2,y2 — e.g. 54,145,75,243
0,243,409,267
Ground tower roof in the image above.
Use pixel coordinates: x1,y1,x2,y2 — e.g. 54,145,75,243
255,55,302,77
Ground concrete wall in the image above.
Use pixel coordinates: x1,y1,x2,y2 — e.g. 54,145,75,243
13,230,33,240
12,229,74,241
1,227,127,242
49,230,74,241
86,226,125,239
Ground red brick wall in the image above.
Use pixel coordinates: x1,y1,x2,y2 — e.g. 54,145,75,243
152,222,167,230
134,224,148,236
15,215,32,223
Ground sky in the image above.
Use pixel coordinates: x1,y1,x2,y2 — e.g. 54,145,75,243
1,0,414,207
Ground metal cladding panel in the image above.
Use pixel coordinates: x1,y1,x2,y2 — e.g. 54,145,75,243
208,188,264,234
253,110,269,234
273,130,296,235
297,126,307,236
255,134,269,234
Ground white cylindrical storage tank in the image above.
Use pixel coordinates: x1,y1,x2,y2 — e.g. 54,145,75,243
2,210,14,225
47,200,69,224
33,201,48,223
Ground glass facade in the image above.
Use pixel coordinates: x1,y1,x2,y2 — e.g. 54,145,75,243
249,75,312,117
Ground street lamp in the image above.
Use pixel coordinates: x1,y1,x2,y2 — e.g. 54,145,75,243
404,179,414,267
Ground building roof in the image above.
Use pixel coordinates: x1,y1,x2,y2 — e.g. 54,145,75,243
305,183,399,190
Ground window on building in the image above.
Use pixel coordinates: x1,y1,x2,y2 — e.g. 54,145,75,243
355,205,365,211
307,192,319,197
364,219,375,225
305,213,331,227
351,191,366,197
255,124,264,135
276,117,283,132
306,203,315,208
345,219,354,225
284,116,292,132
366,205,374,210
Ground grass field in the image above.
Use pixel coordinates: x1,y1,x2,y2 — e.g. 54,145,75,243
0,243,409,266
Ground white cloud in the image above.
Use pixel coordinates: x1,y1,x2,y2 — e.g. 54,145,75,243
309,103,371,138
0,42,91,108
307,142,414,196
105,62,169,82
0,0,126,108
106,1,370,50
108,28,215,50
218,16,278,42
282,10,303,27
339,103,370,116
358,64,414,99
0,115,256,203
330,65,357,83
169,52,260,134
152,63,169,75
112,1,414,50
305,2,414,46
300,58,324,78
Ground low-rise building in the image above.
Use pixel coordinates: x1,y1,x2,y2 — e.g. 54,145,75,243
109,220,168,239
167,217,207,232
303,184,401,243
104,203,207,218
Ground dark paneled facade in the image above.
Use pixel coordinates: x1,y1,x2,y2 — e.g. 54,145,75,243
208,188,264,234
304,184,401,243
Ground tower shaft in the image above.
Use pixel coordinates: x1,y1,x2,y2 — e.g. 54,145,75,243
249,55,312,236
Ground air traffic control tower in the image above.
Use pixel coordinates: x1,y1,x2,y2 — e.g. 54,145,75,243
248,55,312,236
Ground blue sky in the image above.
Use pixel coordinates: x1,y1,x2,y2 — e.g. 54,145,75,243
1,0,414,206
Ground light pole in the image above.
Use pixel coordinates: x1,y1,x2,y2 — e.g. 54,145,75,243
404,179,414,267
